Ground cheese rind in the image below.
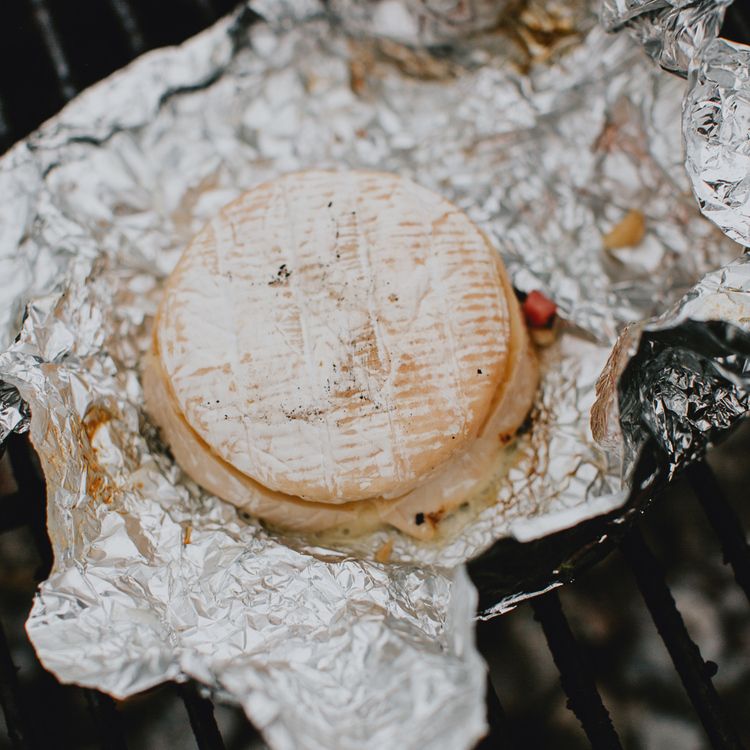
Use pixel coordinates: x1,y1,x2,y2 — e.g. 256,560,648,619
157,171,511,503
143,249,538,540
143,347,385,533
375,257,538,540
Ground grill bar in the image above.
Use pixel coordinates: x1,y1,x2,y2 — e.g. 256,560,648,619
0,493,28,534
28,0,78,101
105,0,147,55
0,619,31,749
83,689,129,750
531,591,623,750
620,526,745,750
192,0,218,23
0,99,10,150
6,436,52,580
686,462,750,604
724,4,750,42
475,674,515,750
177,682,227,750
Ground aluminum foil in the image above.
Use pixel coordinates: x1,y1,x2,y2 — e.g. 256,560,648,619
600,0,750,250
600,0,731,75
684,37,750,246
0,0,747,748
289,0,518,44
593,252,750,479
0,379,29,444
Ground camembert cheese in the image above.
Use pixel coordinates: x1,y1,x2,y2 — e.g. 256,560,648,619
146,170,538,542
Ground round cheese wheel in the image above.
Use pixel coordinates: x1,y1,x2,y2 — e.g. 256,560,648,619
143,255,538,540
156,170,512,503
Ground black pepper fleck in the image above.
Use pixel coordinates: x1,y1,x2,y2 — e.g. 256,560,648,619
328,201,333,208
477,369,482,374
415,513,425,526
269,264,292,286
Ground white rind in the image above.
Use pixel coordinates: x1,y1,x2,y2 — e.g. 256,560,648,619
376,265,538,540
157,170,511,503
144,250,538,541
143,349,385,534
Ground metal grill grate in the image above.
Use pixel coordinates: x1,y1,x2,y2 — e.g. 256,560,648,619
0,0,242,155
1,2,750,748
4,430,750,749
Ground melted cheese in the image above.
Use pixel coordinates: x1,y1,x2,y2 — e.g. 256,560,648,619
156,171,511,503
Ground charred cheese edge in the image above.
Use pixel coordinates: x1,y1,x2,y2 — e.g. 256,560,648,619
156,171,511,504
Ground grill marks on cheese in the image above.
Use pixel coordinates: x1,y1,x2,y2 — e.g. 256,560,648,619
158,171,510,503
144,270,538,539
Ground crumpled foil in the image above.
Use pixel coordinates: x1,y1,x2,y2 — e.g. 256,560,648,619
593,253,750,480
0,0,747,747
286,0,518,44
601,0,750,249
600,0,731,76
0,379,29,444
684,37,750,246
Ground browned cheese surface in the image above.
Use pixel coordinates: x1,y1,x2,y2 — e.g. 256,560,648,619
157,171,512,503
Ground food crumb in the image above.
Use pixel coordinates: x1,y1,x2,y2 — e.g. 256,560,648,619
183,526,192,545
375,539,394,563
522,290,557,329
530,326,558,347
603,209,646,250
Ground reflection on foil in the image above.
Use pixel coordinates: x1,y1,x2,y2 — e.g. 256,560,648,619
601,0,731,75
327,0,517,43
684,37,750,246
597,254,750,477
0,1,746,748
0,380,28,443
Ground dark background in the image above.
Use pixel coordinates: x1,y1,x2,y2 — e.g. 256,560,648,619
1,2,750,749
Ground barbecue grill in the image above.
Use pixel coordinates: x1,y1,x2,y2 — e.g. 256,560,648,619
1,2,749,748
